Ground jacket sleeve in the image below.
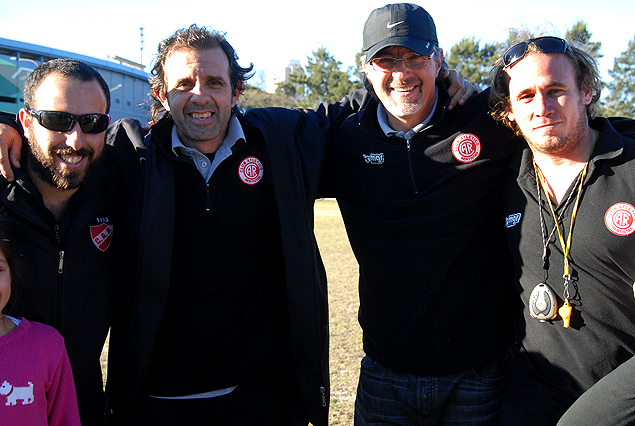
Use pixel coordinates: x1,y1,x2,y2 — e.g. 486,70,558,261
105,118,147,198
0,111,22,135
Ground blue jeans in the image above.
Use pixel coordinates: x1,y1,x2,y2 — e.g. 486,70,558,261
354,351,510,426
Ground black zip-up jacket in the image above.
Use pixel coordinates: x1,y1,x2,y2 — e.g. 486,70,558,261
0,149,124,426
324,84,521,375
105,108,332,426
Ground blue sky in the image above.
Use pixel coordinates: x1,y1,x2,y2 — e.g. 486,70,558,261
1,0,632,85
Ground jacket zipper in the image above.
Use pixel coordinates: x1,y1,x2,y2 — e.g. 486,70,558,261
53,224,63,328
53,225,64,274
406,139,419,194
58,251,65,274
205,183,211,212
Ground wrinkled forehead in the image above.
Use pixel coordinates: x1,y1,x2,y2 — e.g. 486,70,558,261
163,47,231,84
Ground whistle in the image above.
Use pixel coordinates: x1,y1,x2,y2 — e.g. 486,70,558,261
559,301,572,328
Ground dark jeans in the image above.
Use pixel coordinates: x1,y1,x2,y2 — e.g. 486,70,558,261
354,351,510,426
129,377,288,426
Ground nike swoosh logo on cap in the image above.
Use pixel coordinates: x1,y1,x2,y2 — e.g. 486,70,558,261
386,21,404,29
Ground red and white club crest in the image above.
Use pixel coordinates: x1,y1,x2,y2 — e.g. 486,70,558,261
90,224,113,252
605,203,635,236
238,156,264,185
452,133,481,163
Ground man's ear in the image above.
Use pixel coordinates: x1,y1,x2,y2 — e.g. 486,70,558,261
154,88,170,112
581,84,593,106
18,108,31,134
231,83,242,109
434,49,444,77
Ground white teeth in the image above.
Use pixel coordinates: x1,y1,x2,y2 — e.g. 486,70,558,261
191,112,211,119
60,155,82,164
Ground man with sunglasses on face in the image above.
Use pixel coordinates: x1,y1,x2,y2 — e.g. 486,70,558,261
489,35,635,425
0,58,126,426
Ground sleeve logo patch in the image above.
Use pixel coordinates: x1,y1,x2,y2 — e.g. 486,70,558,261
91,224,113,252
605,203,635,236
238,156,264,185
452,133,481,163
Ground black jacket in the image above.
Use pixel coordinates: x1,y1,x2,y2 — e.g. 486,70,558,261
324,84,520,375
105,108,331,426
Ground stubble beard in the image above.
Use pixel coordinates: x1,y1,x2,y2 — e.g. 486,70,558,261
525,100,590,158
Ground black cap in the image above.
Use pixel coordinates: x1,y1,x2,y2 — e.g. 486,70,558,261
363,3,438,63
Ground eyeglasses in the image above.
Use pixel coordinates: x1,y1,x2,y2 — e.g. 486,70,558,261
28,110,110,134
503,36,573,69
369,53,434,72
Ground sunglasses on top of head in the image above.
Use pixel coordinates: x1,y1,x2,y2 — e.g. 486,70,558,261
28,110,110,134
503,36,573,69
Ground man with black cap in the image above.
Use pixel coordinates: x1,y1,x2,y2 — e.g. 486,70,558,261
321,3,520,424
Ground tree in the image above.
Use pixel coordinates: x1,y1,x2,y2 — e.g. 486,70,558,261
446,37,503,89
237,84,298,111
351,48,365,87
565,20,602,60
601,36,635,118
289,47,361,108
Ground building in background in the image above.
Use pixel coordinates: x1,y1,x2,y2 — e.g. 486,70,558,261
266,59,301,93
0,37,151,123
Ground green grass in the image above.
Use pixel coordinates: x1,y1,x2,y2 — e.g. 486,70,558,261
314,199,363,425
100,199,362,424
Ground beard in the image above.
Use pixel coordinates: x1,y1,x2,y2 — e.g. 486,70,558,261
26,128,100,190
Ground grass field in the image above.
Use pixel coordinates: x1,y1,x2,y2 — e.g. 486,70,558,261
100,199,363,424
314,199,363,425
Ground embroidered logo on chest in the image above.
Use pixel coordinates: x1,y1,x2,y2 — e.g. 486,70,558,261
605,203,635,236
451,133,481,163
91,223,113,252
505,213,522,228
238,156,264,185
363,153,385,165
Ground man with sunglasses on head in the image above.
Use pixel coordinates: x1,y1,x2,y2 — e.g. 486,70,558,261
0,58,127,426
490,34,635,425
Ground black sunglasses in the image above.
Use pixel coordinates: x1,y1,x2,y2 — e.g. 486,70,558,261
503,36,573,69
28,110,110,134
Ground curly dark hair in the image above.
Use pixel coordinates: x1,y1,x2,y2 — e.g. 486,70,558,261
149,25,254,121
489,31,602,136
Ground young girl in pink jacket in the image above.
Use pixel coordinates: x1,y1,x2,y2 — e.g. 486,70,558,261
0,230,80,426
